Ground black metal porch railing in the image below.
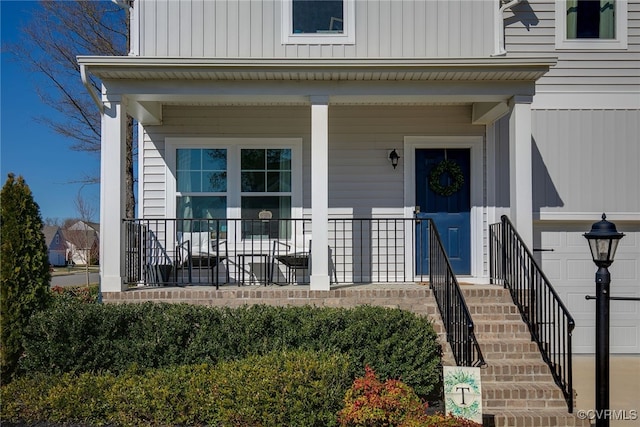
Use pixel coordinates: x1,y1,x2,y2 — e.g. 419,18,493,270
329,218,427,284
489,215,575,413
124,218,312,289
428,219,485,367
123,217,431,288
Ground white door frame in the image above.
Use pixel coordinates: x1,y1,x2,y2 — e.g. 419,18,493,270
403,136,485,280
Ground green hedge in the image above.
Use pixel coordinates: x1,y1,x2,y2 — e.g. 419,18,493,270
2,349,352,426
21,303,442,398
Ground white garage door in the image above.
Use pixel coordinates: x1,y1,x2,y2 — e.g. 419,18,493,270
535,222,640,354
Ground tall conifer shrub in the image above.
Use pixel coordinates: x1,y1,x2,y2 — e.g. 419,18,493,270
1,173,51,382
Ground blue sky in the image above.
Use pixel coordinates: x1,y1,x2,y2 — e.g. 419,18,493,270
1,1,100,222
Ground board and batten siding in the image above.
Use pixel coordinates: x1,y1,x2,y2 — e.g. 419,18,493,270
135,0,494,58
505,0,640,94
139,104,485,218
532,109,640,215
491,110,640,218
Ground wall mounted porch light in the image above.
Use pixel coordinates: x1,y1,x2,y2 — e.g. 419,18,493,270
388,149,400,169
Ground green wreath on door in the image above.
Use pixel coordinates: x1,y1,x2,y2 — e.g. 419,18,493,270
428,159,465,197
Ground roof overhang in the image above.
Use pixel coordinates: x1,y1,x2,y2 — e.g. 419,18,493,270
79,56,556,81
78,56,557,124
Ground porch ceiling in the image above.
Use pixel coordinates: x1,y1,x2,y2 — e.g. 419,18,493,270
78,56,556,124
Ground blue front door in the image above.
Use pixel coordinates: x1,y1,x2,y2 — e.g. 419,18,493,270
416,148,471,275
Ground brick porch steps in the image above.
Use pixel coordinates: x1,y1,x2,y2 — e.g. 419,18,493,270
458,286,589,427
490,410,591,427
478,359,554,382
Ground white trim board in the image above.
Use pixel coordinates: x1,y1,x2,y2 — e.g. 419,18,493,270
532,92,640,110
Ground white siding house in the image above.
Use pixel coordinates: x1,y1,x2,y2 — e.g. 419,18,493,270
79,0,639,353
43,225,67,267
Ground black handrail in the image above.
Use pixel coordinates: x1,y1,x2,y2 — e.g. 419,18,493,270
489,215,575,413
428,218,486,368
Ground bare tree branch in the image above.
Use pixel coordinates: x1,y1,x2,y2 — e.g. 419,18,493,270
6,1,136,217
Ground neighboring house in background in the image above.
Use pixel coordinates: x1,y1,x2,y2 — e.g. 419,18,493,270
63,221,100,266
43,225,67,267
79,0,639,355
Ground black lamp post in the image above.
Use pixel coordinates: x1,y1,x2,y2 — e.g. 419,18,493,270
583,213,625,427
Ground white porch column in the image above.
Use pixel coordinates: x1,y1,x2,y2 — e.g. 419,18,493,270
310,97,331,290
508,96,533,247
100,95,127,292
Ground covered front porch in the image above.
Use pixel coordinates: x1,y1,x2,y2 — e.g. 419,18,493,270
77,56,555,292
124,217,431,288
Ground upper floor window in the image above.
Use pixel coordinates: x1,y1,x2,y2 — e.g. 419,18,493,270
568,0,614,39
282,0,355,45
556,0,627,49
293,1,343,34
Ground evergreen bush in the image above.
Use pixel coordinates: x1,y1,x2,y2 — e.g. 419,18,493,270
1,349,351,426
0,173,51,382
22,303,442,398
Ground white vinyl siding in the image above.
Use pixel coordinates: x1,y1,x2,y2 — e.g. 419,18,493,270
504,0,640,96
135,0,494,58
139,104,485,218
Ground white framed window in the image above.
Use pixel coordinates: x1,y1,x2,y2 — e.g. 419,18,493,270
240,148,292,238
175,148,228,232
281,0,355,45
166,138,303,238
555,0,627,49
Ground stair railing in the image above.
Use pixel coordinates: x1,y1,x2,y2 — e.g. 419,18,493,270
489,215,575,413
428,219,485,368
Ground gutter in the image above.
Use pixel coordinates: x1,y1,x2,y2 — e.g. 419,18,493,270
493,0,523,56
76,56,557,69
76,55,557,84
80,63,103,114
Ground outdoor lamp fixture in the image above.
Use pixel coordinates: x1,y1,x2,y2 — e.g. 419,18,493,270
585,214,624,268
583,213,625,427
389,149,400,169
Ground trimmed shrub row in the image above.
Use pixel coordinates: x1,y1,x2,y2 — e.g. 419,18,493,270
2,349,352,426
21,302,442,398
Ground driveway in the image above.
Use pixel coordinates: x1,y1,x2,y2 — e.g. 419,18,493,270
50,271,99,287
